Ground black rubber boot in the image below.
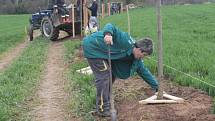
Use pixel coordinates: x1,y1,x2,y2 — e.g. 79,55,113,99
97,110,111,117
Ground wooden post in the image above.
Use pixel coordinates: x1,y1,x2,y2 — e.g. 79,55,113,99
102,3,105,18
84,0,87,28
121,3,123,13
139,1,185,103
80,0,83,37
156,0,164,99
126,5,130,34
98,0,101,18
83,0,87,29
108,0,110,16
72,4,75,38
139,91,184,104
85,1,88,25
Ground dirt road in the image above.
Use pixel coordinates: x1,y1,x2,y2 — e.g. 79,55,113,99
31,41,69,121
0,40,28,70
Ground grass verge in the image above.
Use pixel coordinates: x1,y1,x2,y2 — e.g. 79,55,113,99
64,40,96,121
0,15,29,57
0,37,49,120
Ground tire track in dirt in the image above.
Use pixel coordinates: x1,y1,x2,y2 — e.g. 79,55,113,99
0,30,41,71
31,41,70,121
0,40,28,71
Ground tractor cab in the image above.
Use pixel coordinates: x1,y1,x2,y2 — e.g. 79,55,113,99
28,0,81,41
48,0,71,24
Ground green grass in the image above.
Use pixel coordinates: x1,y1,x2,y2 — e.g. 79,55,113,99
0,15,29,57
101,3,215,112
101,4,215,83
64,40,96,121
65,3,215,118
0,37,49,120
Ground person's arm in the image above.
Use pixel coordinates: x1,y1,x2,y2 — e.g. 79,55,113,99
135,60,159,90
103,23,136,57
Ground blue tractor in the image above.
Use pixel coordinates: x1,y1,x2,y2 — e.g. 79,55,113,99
28,0,81,41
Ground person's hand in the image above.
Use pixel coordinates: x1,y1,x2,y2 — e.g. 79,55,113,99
133,47,146,59
104,35,113,45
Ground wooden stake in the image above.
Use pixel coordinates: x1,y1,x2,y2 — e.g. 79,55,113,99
85,0,88,24
126,5,130,34
145,95,157,101
80,0,83,37
156,0,164,99
163,93,184,102
157,0,164,79
108,1,110,16
139,92,184,105
139,99,178,104
121,3,123,13
83,0,87,29
72,4,75,38
102,3,105,18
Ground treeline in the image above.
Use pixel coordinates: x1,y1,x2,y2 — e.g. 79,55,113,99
0,0,48,14
0,0,214,14
0,0,77,14
124,0,214,5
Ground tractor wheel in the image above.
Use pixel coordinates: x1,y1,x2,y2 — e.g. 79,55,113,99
65,29,73,36
28,24,33,41
41,17,59,41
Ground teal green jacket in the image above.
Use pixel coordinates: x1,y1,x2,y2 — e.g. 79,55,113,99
83,23,135,59
83,23,158,89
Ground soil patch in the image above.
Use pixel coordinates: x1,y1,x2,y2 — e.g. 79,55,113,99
74,48,215,121
113,77,215,121
74,46,215,121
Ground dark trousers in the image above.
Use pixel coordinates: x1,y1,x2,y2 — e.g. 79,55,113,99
87,58,115,113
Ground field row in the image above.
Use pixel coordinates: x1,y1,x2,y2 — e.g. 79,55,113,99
0,15,29,57
0,37,49,120
101,3,215,93
0,3,215,120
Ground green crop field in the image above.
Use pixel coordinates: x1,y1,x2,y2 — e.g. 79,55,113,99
0,3,215,121
0,15,29,57
0,37,49,120
0,15,50,120
65,4,215,119
101,4,215,95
